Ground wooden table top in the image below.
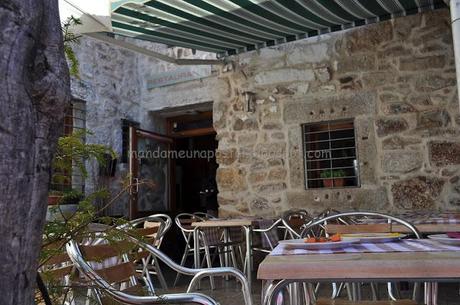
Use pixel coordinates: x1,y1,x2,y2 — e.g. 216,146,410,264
326,223,460,234
257,251,460,281
191,219,253,227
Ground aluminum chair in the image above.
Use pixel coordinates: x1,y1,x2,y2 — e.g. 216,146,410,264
281,209,313,239
174,213,217,288
300,211,421,303
66,231,253,305
124,214,172,290
37,245,77,305
193,212,245,270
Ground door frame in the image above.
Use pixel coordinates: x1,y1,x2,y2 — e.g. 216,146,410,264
128,126,174,219
165,111,216,213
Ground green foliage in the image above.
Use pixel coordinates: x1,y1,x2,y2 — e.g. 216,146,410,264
52,129,116,184
62,16,81,77
59,189,84,205
320,169,346,179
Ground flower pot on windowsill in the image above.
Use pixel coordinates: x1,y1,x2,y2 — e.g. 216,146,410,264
47,195,63,205
46,204,78,221
320,170,346,188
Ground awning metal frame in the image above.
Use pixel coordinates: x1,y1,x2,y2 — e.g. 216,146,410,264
85,32,225,65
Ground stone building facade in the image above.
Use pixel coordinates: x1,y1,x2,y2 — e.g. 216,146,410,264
213,8,460,217
71,8,460,217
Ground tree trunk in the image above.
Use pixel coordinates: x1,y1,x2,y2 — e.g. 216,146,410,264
0,1,71,304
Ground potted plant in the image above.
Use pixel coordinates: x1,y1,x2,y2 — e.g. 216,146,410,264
47,130,115,220
320,169,346,188
47,189,84,221
47,190,64,205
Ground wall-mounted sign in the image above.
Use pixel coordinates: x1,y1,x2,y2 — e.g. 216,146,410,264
147,66,211,89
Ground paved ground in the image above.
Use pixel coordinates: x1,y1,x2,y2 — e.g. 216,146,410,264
158,266,460,305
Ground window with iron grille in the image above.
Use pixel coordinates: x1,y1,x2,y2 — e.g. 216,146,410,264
50,100,86,192
302,119,360,189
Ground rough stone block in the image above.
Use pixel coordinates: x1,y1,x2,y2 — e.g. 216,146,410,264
362,72,396,88
417,109,450,128
429,141,460,166
255,142,286,160
256,183,287,194
393,13,422,39
400,56,446,71
414,74,456,92
391,176,445,209
337,55,377,73
254,69,315,86
288,128,304,188
382,103,416,115
248,171,267,185
345,21,393,53
216,148,237,166
381,136,421,149
237,133,258,145
233,118,258,131
216,167,247,192
249,197,274,216
268,167,288,181
355,117,377,185
286,41,331,65
284,92,377,124
375,118,408,137
314,66,331,82
381,151,423,173
271,132,285,140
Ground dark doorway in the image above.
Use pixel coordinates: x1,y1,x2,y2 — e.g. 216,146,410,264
174,134,218,214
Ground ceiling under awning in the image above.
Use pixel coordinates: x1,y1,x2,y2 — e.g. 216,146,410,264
109,0,446,57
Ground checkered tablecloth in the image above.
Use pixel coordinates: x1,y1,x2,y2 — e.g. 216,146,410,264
253,218,279,249
361,211,460,225
270,239,460,256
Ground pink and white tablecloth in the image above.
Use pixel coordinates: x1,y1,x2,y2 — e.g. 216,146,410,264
361,211,460,225
270,239,460,256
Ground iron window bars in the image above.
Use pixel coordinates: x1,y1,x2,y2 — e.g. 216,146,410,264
302,119,360,189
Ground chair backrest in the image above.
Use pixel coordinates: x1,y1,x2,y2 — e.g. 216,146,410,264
252,218,283,251
300,211,421,239
127,214,172,249
66,233,222,305
67,233,155,305
193,212,216,219
37,242,75,305
175,213,203,234
315,208,359,225
281,209,313,238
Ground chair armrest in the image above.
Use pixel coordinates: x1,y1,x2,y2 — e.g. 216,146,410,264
137,240,252,305
187,268,252,305
107,289,218,305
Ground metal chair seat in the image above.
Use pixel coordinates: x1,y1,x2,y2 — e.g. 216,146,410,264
66,231,253,305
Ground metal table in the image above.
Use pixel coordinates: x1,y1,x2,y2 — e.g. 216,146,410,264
192,219,253,287
258,249,460,305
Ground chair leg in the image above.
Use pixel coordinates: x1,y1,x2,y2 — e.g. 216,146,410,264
173,245,189,287
370,283,378,300
153,257,168,290
302,282,315,305
204,245,215,290
230,245,238,269
387,282,397,301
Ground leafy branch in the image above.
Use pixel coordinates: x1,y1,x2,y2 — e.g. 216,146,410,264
62,16,81,77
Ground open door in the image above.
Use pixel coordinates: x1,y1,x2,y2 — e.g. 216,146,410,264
128,127,173,219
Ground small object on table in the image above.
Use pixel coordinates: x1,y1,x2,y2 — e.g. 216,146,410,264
446,232,460,239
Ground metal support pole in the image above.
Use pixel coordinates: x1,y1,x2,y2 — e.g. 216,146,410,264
449,0,460,107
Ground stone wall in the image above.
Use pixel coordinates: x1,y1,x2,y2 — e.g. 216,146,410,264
70,35,216,215
213,8,460,217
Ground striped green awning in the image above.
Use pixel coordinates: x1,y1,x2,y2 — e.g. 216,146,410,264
110,0,446,56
